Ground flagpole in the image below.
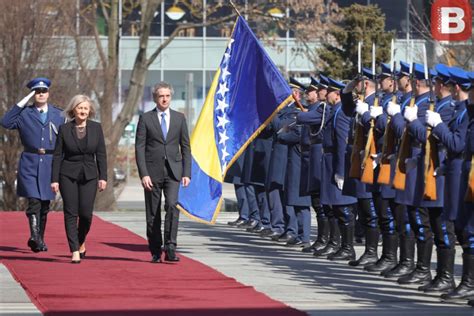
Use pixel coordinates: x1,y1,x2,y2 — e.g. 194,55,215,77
229,0,242,17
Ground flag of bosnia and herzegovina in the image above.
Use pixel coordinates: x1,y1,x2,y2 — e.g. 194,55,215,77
177,16,293,224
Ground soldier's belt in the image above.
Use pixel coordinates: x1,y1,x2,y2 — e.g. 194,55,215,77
323,147,336,154
310,138,322,145
301,144,311,152
24,147,54,155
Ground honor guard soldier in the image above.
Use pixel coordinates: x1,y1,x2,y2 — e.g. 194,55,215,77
419,64,464,293
277,78,312,247
451,70,474,306
383,61,416,279
226,154,250,227
297,75,333,253
340,68,378,267
267,97,293,240
1,77,64,252
363,63,402,274
428,67,473,300
395,63,453,286
318,77,357,261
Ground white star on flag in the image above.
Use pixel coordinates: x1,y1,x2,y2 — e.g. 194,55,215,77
219,130,229,144
217,81,229,97
216,98,229,113
221,67,231,81
216,114,230,128
221,147,230,160
227,38,235,50
223,53,231,63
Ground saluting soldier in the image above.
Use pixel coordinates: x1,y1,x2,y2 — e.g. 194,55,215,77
383,60,416,279
1,77,64,252
340,68,378,266
297,75,333,253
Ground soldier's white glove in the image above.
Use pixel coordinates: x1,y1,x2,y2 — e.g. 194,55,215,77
334,174,344,191
403,105,418,122
17,91,35,108
371,153,382,169
355,100,369,115
370,106,383,119
426,110,442,127
387,101,401,117
342,78,359,93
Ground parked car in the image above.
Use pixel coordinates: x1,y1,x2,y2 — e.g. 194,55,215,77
113,167,126,186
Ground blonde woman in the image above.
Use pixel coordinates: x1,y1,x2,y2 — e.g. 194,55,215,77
51,95,107,263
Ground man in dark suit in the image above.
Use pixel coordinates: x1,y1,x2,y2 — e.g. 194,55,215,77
135,82,191,264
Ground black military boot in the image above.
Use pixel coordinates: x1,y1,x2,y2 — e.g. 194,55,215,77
38,213,48,251
419,248,455,292
365,234,398,273
314,218,340,257
349,227,379,267
384,236,415,278
328,224,355,261
441,253,474,301
27,214,41,253
468,299,474,307
398,239,433,285
303,217,329,253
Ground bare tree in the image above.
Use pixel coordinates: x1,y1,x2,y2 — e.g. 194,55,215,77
409,0,473,68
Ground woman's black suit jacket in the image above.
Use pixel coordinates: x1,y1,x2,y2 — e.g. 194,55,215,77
52,120,107,183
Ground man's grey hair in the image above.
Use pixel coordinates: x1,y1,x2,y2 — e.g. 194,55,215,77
152,81,174,97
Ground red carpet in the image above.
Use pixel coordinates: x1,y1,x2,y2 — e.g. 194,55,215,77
0,212,305,316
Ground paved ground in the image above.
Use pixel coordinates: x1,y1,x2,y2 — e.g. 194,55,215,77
1,178,473,315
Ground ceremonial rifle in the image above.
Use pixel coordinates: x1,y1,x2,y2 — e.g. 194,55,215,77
393,41,416,190
349,41,366,179
360,43,378,184
422,44,438,200
378,39,397,185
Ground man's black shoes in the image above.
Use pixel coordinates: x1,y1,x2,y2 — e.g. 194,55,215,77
151,254,162,263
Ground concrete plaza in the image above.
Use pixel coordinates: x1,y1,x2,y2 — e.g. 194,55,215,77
0,179,472,315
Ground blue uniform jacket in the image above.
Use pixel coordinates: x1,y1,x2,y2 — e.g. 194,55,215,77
456,106,473,243
250,125,273,186
432,100,468,220
1,103,64,200
340,92,373,199
395,92,453,207
265,106,293,190
296,101,331,194
371,91,403,198
320,102,357,206
278,109,311,207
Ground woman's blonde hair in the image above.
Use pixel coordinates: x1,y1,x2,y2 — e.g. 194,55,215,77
63,94,97,120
